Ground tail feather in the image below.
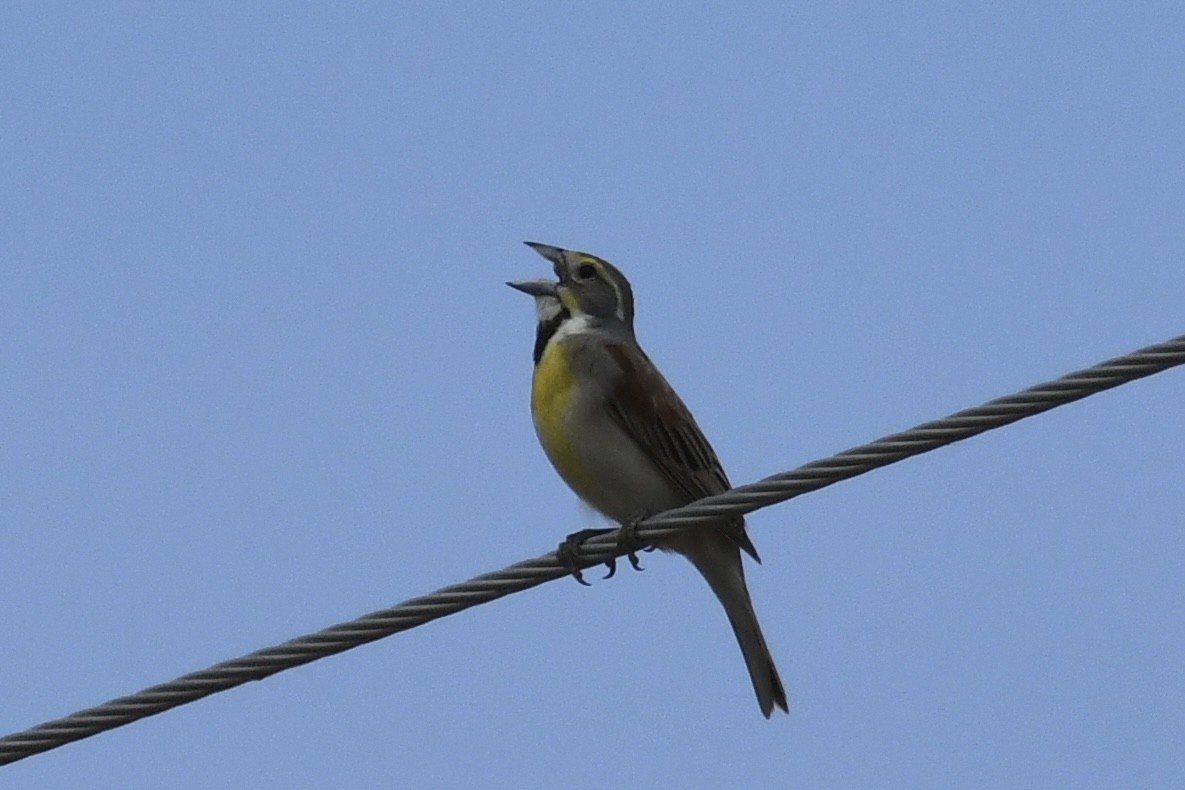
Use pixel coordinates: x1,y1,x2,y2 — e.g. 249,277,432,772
722,587,787,718
684,531,788,717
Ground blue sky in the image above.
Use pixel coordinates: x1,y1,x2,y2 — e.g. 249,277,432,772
3,3,1184,787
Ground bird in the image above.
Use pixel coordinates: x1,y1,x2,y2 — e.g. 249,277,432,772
507,242,788,717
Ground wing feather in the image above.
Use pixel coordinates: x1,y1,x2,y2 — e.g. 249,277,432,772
604,343,760,562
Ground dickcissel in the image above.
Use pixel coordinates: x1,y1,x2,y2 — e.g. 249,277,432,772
508,242,788,718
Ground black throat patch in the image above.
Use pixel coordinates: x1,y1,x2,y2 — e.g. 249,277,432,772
533,309,569,365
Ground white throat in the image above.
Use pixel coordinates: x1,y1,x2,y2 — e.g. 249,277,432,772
552,313,594,341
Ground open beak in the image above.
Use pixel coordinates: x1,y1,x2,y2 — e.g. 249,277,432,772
506,278,559,298
523,241,566,266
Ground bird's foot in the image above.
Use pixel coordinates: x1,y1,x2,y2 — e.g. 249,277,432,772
556,528,616,586
616,513,657,574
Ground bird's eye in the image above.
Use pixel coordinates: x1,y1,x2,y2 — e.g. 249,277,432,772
577,263,597,280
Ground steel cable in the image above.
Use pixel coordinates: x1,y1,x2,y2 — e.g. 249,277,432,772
2,333,1182,766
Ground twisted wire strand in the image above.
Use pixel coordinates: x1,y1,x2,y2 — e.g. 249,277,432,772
2,333,1183,766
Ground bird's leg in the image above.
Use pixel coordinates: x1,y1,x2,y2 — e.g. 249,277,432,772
556,528,617,585
617,512,657,572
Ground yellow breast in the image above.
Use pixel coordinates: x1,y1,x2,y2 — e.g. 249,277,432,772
531,339,594,495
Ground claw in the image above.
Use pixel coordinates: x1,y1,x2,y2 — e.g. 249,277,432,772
556,528,615,585
617,514,652,572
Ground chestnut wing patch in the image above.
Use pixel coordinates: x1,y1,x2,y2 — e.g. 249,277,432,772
604,343,732,500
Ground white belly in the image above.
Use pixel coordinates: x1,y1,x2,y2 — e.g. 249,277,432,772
556,403,685,525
